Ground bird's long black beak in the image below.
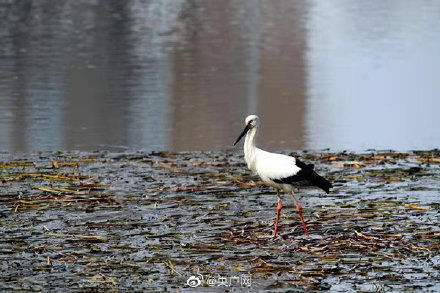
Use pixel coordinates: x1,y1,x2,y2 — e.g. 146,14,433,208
234,125,250,146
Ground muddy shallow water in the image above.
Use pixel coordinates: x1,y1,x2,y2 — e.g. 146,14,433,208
1,150,439,292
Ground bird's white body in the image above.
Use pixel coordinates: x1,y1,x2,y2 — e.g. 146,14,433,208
243,116,301,192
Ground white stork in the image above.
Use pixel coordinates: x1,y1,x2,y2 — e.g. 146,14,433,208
234,115,332,237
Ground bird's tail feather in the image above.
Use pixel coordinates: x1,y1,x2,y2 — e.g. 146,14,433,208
311,172,332,194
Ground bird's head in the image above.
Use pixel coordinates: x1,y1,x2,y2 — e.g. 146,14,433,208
245,115,260,128
234,115,260,146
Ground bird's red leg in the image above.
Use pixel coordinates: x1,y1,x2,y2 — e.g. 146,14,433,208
273,196,283,237
291,193,309,237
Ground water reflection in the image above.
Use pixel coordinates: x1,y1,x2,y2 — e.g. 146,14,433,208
0,0,439,152
169,0,306,151
306,1,440,150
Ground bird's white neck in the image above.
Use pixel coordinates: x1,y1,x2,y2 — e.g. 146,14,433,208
244,127,258,171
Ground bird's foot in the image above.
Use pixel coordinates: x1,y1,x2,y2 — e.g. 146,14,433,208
295,202,309,238
273,197,283,237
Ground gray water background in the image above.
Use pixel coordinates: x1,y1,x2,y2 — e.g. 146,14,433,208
1,0,440,152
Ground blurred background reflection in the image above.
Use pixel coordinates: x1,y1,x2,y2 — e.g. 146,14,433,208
1,0,439,152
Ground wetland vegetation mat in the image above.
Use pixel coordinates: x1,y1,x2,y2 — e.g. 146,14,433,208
1,150,440,292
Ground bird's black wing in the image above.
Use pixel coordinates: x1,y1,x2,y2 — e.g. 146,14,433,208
273,158,332,193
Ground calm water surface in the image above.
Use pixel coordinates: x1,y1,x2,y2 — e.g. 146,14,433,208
1,0,440,152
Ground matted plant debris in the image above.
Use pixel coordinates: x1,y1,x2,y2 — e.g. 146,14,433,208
0,150,439,291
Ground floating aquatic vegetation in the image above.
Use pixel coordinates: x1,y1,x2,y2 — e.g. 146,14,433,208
0,150,439,291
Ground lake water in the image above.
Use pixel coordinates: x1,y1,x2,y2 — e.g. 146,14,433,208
1,0,440,152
